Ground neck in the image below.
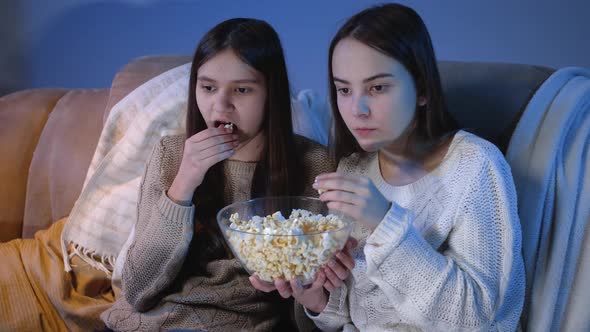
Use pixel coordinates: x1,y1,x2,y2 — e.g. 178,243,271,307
378,134,452,186
378,148,426,186
229,131,265,162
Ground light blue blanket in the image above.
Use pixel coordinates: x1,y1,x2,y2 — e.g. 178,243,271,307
506,67,590,332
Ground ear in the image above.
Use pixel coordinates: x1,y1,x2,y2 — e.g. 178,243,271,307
418,96,427,106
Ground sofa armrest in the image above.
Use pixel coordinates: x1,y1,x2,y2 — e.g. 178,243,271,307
0,89,68,242
22,89,109,238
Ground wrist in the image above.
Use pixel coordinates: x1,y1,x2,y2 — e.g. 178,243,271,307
307,290,329,314
371,201,393,231
168,178,197,202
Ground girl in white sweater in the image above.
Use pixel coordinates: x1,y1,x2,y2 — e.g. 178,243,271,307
252,3,525,331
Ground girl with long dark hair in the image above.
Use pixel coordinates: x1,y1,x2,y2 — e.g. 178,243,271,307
101,18,334,331
254,4,525,331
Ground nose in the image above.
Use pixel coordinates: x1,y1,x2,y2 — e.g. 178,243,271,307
352,95,370,117
213,90,234,113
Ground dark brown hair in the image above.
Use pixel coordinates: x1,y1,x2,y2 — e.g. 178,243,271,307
185,18,302,274
328,3,458,161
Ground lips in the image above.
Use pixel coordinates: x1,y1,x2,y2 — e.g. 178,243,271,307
354,128,376,137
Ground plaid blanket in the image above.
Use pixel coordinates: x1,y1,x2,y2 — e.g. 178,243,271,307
61,63,190,276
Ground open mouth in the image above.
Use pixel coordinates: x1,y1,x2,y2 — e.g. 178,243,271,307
214,121,236,132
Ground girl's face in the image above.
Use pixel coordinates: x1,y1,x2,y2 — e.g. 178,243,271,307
196,49,267,143
332,38,424,152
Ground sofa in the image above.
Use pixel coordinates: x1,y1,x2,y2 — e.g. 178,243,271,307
2,56,588,331
0,56,553,243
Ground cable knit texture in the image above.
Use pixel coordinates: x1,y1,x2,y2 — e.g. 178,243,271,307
307,130,525,332
101,134,335,331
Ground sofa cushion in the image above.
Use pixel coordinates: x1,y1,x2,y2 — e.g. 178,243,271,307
22,89,109,238
0,89,68,242
439,61,554,152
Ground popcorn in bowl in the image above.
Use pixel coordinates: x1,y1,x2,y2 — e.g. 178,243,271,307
217,197,353,285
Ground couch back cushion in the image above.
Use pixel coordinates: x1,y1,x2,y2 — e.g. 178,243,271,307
22,89,108,238
0,89,68,242
439,61,554,152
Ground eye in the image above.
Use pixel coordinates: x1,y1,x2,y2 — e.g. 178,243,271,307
370,85,388,94
235,87,251,94
337,87,351,96
201,85,216,92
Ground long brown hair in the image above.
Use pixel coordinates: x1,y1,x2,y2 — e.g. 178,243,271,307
329,3,458,161
185,18,302,274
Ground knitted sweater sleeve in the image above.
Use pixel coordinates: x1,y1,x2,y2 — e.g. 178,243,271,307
364,152,524,330
122,137,195,312
304,281,354,331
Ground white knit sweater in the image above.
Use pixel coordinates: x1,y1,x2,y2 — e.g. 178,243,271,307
307,131,525,331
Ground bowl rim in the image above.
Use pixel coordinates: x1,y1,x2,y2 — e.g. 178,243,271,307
216,196,353,237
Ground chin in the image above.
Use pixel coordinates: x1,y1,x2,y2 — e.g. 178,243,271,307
357,140,382,152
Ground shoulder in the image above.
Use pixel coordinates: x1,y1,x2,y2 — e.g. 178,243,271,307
158,134,186,153
146,134,185,177
294,135,333,165
293,135,337,184
452,131,511,174
294,135,326,153
153,134,185,159
448,131,516,196
337,151,375,175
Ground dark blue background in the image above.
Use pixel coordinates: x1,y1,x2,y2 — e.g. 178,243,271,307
19,0,590,97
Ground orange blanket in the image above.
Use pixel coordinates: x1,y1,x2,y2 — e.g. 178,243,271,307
0,219,114,331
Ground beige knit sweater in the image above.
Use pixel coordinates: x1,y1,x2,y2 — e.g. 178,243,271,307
101,134,334,332
306,131,525,331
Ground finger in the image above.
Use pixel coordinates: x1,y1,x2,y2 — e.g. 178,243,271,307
335,251,355,271
314,177,365,195
290,279,304,298
323,267,342,288
315,172,367,183
311,270,327,290
198,141,237,160
197,149,235,170
326,201,357,219
249,275,276,292
191,134,238,152
320,190,362,206
314,172,339,180
275,279,292,299
327,258,351,280
340,237,357,255
346,237,359,249
323,279,336,293
188,127,234,143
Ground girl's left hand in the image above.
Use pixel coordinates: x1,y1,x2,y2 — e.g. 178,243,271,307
314,173,390,231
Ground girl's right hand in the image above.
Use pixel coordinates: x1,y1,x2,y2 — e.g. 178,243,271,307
168,126,238,202
250,272,330,314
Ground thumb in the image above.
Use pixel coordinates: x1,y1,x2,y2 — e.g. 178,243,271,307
346,237,359,249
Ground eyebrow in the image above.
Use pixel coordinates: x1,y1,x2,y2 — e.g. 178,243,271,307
333,73,394,84
197,75,260,84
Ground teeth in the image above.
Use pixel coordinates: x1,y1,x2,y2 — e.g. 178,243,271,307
224,122,234,132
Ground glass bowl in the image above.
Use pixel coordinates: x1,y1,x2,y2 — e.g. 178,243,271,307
217,196,353,285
